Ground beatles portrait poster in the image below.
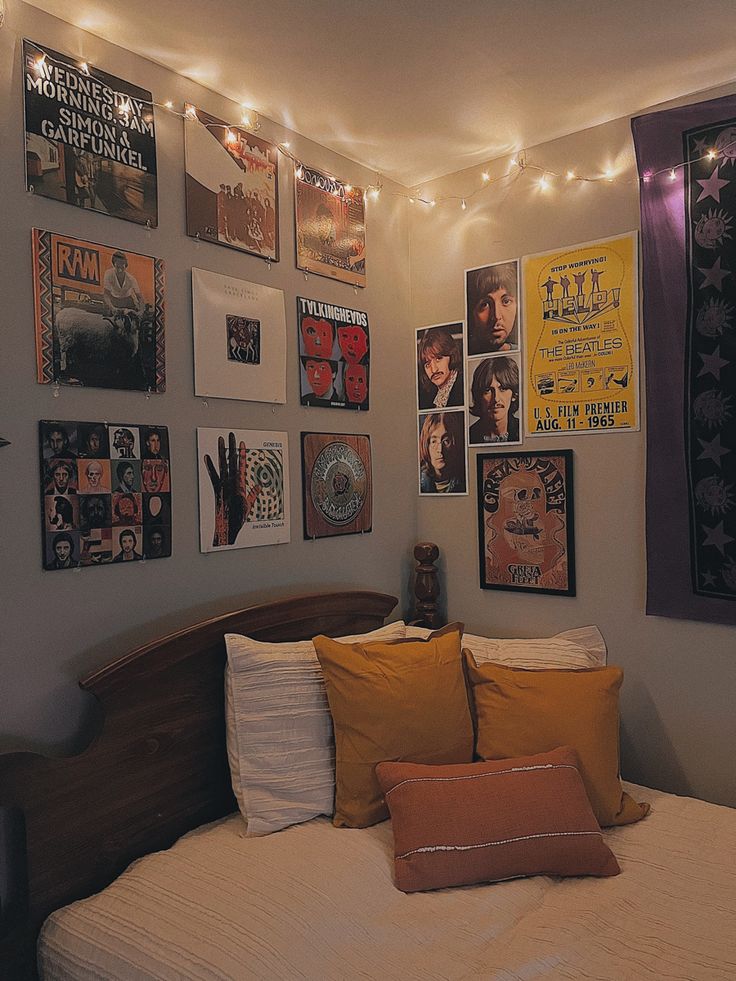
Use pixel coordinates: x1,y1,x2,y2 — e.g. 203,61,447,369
466,352,523,448
417,410,468,496
295,165,366,287
192,269,286,403
297,296,369,409
522,233,639,436
40,419,172,570
33,229,165,392
301,433,372,539
477,450,575,595
23,39,157,226
184,105,279,261
465,259,521,357
416,323,465,411
197,429,290,552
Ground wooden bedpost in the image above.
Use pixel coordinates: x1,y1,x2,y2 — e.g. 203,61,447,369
412,541,444,629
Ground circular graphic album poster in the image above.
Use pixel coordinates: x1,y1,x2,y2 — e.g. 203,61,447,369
300,432,372,539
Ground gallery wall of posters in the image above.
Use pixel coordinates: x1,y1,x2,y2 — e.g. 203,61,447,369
40,419,171,570
197,429,289,552
297,296,369,408
417,410,468,496
33,229,166,392
477,450,575,595
192,269,286,403
522,233,639,436
295,165,366,287
301,432,372,538
184,105,279,261
23,39,157,226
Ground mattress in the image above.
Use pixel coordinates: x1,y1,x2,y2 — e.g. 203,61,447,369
38,783,736,981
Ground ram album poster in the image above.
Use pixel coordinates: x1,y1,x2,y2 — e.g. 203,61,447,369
301,433,372,539
40,419,172,570
298,297,369,409
184,105,278,260
33,229,166,392
477,450,575,595
523,233,639,435
295,165,366,287
23,39,157,226
197,429,289,552
192,269,286,403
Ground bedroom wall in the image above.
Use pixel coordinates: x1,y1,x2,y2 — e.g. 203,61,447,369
410,104,736,809
0,2,417,753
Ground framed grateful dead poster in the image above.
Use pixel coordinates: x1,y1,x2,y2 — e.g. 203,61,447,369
295,164,366,287
40,419,171,570
301,432,372,539
476,450,575,595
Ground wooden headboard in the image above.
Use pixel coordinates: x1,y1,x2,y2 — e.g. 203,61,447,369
0,589,398,974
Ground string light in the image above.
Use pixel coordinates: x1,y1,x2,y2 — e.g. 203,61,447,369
25,42,736,219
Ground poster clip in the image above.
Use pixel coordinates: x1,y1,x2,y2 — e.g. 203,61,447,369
195,231,201,240
52,381,60,399
271,404,276,414
28,183,35,195
145,219,152,230
145,387,152,401
73,565,82,573
353,286,358,295
202,399,209,408
266,259,272,271
303,271,309,281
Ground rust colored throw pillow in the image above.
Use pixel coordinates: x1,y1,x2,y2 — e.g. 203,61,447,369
464,653,650,827
313,623,473,828
376,747,620,893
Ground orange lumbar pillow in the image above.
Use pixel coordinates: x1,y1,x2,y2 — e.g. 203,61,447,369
313,623,473,828
463,652,649,827
376,747,621,893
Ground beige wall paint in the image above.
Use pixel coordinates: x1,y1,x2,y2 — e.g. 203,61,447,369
0,3,417,753
410,113,736,808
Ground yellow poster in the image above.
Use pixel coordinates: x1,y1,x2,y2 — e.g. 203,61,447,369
523,232,639,436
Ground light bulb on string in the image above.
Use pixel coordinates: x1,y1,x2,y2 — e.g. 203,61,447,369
225,128,237,145
79,62,90,75
566,170,575,181
538,175,550,191
461,199,467,211
185,105,198,119
708,149,717,160
481,172,490,182
163,100,173,110
34,54,46,73
669,169,677,181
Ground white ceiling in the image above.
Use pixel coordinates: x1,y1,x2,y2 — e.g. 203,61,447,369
24,0,736,187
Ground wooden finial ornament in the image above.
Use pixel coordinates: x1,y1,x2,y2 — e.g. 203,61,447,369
412,541,443,629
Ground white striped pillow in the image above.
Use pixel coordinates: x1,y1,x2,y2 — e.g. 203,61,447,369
405,625,606,668
225,621,406,836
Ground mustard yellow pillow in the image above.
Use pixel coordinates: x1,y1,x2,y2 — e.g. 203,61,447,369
314,624,473,828
463,651,649,827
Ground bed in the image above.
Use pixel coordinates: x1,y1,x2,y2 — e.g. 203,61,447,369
1,585,735,980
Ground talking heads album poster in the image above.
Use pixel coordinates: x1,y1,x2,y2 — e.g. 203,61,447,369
192,269,286,403
476,450,575,595
40,419,171,570
295,164,366,287
23,39,157,226
33,229,166,392
297,296,369,409
184,104,279,261
301,432,372,539
197,429,290,552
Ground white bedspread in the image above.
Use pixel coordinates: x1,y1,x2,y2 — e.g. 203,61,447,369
38,783,736,981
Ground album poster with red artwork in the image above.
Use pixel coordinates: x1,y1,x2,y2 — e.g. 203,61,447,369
297,296,369,410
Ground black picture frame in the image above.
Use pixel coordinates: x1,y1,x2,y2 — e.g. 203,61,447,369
476,449,575,596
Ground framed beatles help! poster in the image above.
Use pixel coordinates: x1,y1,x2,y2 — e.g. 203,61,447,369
522,233,639,436
33,229,166,392
184,104,279,261
40,419,172,570
301,432,372,539
297,297,369,408
476,450,575,595
23,39,158,226
295,164,366,287
192,269,286,403
197,429,290,552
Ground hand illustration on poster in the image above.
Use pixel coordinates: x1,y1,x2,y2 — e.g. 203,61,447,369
197,429,290,552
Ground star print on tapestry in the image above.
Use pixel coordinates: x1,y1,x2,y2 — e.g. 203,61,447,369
633,94,736,624
685,121,736,599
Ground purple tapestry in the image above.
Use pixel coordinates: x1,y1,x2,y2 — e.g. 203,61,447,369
633,95,736,624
